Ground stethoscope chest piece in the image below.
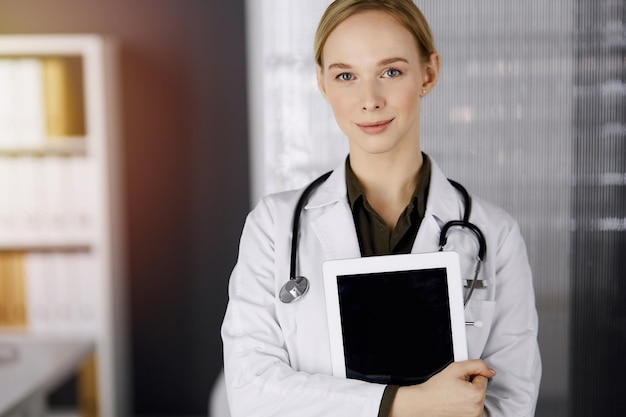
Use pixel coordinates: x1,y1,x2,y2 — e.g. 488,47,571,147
279,276,310,303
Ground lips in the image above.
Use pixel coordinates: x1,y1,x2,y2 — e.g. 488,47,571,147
356,118,394,134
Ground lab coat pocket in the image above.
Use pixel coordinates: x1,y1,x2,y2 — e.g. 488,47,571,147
464,300,495,359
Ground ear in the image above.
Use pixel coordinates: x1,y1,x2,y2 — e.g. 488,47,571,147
422,52,440,92
316,65,327,98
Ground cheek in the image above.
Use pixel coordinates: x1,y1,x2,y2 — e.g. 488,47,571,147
326,91,353,121
394,84,421,111
396,97,421,124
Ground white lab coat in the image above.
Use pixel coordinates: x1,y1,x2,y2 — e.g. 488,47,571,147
221,156,541,417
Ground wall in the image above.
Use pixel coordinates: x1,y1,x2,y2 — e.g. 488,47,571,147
0,1,248,415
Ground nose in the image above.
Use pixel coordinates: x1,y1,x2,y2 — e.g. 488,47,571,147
360,80,384,111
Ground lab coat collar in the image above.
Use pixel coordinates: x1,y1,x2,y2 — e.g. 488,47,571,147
304,161,348,209
305,160,358,260
412,157,464,253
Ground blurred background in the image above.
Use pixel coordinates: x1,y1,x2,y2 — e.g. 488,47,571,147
1,0,625,416
0,1,248,416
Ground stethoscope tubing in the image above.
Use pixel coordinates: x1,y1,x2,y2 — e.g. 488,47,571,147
284,171,487,312
289,171,332,281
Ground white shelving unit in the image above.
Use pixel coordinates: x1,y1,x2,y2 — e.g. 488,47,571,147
0,35,127,417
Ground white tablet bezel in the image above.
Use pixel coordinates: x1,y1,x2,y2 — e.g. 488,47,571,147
323,251,468,380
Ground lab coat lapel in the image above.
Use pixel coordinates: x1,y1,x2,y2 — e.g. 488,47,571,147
412,158,464,254
307,163,361,260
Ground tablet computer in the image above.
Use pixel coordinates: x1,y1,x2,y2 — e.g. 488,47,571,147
323,251,468,386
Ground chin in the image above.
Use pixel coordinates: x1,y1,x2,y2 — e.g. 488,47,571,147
351,142,403,157
348,135,402,155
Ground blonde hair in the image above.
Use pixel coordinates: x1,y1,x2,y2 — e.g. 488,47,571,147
314,0,437,68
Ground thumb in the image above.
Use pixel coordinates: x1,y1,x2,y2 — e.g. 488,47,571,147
469,375,489,390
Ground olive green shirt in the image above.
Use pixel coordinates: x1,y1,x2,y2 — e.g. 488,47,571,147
345,154,431,257
344,154,432,417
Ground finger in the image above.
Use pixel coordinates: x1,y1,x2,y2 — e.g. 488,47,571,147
452,360,496,379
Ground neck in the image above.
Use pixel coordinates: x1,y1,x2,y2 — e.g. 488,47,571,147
351,148,423,191
349,150,423,230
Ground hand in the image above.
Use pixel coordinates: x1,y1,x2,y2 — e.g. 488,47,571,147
389,360,495,417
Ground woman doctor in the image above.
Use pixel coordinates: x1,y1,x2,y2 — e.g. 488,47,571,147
221,0,541,416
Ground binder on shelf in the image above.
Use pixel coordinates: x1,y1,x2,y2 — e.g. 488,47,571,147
16,58,46,147
0,56,86,150
0,253,8,325
0,158,17,242
79,353,100,417
24,252,48,333
41,155,68,241
73,251,99,334
68,155,94,240
0,59,17,147
42,57,86,139
0,252,27,328
15,157,41,241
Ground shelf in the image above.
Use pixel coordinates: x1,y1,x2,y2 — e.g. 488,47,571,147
0,332,94,417
0,242,91,253
0,138,88,156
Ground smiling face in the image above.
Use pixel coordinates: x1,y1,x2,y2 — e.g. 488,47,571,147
317,10,439,160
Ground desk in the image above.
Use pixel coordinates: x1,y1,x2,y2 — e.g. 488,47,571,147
0,333,94,417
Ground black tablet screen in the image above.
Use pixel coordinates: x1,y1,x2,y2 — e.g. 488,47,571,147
337,268,454,385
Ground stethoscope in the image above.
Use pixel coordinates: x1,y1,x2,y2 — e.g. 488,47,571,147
279,171,487,327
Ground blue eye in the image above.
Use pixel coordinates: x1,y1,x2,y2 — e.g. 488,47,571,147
384,68,402,78
336,73,353,81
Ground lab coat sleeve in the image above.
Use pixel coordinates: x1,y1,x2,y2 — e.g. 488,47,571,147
482,219,542,417
221,197,386,417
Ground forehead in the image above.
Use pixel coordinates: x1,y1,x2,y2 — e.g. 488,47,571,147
322,10,419,68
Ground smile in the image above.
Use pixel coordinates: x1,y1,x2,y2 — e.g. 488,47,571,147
356,118,394,134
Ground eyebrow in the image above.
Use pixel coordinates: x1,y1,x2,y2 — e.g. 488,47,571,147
326,57,409,71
